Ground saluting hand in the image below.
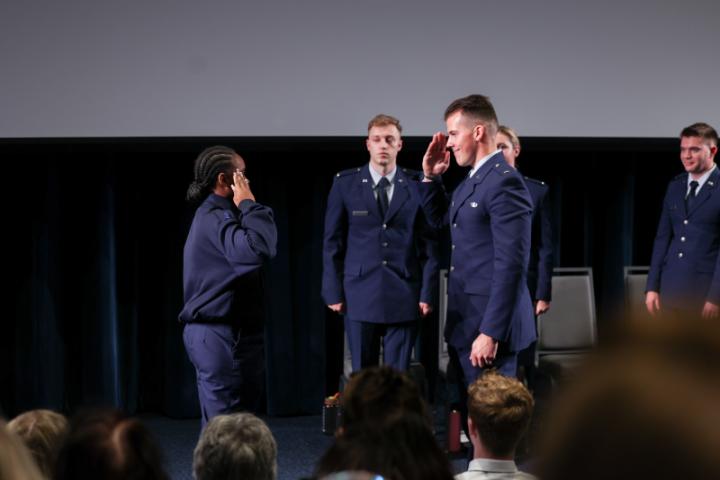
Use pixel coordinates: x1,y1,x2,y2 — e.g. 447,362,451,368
422,132,451,179
232,169,255,206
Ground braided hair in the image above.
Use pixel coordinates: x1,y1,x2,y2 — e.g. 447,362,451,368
186,145,237,204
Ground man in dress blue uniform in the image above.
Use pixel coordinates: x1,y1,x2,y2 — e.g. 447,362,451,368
497,125,553,390
417,95,535,385
322,114,439,372
646,122,720,318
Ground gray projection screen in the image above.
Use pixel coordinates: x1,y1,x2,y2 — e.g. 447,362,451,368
1,0,719,138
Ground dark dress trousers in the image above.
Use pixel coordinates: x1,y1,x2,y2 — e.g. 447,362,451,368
179,194,277,428
647,168,720,312
322,165,439,371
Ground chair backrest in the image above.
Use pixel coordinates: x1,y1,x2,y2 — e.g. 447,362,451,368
624,265,649,318
437,269,450,375
537,268,597,352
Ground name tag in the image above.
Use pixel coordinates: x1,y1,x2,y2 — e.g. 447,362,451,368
352,210,369,216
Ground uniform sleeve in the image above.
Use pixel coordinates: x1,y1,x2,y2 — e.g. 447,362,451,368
646,187,673,293
415,178,450,229
218,199,277,275
481,176,533,341
534,187,554,301
321,178,348,305
415,208,440,306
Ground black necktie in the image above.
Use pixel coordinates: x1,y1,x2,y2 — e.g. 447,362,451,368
686,180,699,211
376,177,390,217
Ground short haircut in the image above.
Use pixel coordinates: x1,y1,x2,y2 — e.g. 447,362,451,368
467,371,534,457
7,409,69,479
341,366,429,431
444,94,498,138
193,413,277,480
498,125,521,150
55,408,168,480
367,114,402,134
680,122,718,146
0,422,44,480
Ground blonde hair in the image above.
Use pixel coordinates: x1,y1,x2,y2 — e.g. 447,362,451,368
467,371,534,457
0,421,44,480
367,114,402,133
498,125,521,150
8,409,68,479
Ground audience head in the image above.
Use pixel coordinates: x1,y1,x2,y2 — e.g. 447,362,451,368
315,413,454,480
467,370,534,459
496,125,522,167
537,316,720,480
55,408,168,480
7,409,68,479
341,366,429,432
193,412,277,480
0,421,44,480
186,145,244,204
319,472,385,480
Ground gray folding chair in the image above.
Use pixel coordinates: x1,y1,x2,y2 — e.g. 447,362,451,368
536,267,597,384
624,266,650,318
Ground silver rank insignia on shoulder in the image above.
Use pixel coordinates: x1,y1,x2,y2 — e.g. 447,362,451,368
709,181,715,186
398,178,404,182
470,202,478,208
362,178,368,183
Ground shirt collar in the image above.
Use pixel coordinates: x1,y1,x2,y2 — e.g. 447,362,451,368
369,163,397,186
469,149,502,179
688,163,717,189
206,193,237,210
467,458,519,474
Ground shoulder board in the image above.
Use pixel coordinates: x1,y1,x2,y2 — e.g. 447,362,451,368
400,167,422,179
335,167,362,178
523,176,547,186
491,162,513,175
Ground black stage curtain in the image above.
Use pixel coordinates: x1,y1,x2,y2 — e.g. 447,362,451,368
1,136,678,418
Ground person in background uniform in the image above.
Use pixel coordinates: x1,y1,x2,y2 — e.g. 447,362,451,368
418,94,535,386
179,146,277,428
646,123,720,318
322,114,439,372
497,126,553,390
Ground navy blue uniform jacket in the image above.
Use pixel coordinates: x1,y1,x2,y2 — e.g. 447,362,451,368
523,176,553,302
647,169,720,310
417,153,536,352
322,165,439,324
179,194,277,326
